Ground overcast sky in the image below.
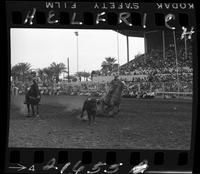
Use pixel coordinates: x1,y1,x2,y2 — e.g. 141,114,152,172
11,28,144,74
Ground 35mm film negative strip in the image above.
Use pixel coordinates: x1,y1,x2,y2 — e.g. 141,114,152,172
6,149,192,173
3,1,199,174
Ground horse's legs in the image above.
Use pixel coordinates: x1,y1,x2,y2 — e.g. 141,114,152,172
80,109,84,118
36,104,39,116
115,103,120,113
87,112,91,126
80,101,87,118
93,112,96,124
117,103,120,113
27,104,30,115
102,101,107,114
31,104,35,116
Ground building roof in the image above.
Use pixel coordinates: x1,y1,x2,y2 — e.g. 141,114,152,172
117,30,183,38
117,30,144,37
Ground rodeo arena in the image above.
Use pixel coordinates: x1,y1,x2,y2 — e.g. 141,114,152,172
9,30,193,149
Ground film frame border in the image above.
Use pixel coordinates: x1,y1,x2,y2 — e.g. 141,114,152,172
3,1,199,174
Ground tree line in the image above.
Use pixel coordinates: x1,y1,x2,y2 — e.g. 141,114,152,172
11,62,90,83
11,57,118,83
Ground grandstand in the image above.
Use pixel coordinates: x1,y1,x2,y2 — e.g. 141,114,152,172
118,31,193,98
90,29,193,98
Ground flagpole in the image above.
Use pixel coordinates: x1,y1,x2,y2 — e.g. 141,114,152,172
172,30,180,98
77,34,79,72
75,32,79,73
117,30,120,74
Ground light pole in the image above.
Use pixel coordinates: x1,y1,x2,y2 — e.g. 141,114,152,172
162,30,166,59
75,31,79,73
126,35,129,63
173,30,180,98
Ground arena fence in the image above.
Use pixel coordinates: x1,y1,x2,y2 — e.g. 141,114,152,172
11,80,193,99
126,81,193,98
61,81,193,98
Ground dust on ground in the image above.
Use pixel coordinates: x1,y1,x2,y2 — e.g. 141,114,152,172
8,95,192,149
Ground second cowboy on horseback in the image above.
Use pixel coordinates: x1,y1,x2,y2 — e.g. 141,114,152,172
103,73,125,116
106,73,124,103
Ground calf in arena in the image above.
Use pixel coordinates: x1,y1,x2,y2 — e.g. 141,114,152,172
80,97,98,125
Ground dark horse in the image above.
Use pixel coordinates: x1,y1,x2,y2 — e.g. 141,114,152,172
100,80,125,117
24,80,41,117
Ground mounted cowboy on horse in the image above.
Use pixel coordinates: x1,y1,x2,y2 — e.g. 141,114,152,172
24,71,41,117
98,73,126,117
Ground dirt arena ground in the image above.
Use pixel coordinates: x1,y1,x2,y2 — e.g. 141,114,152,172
8,95,192,149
